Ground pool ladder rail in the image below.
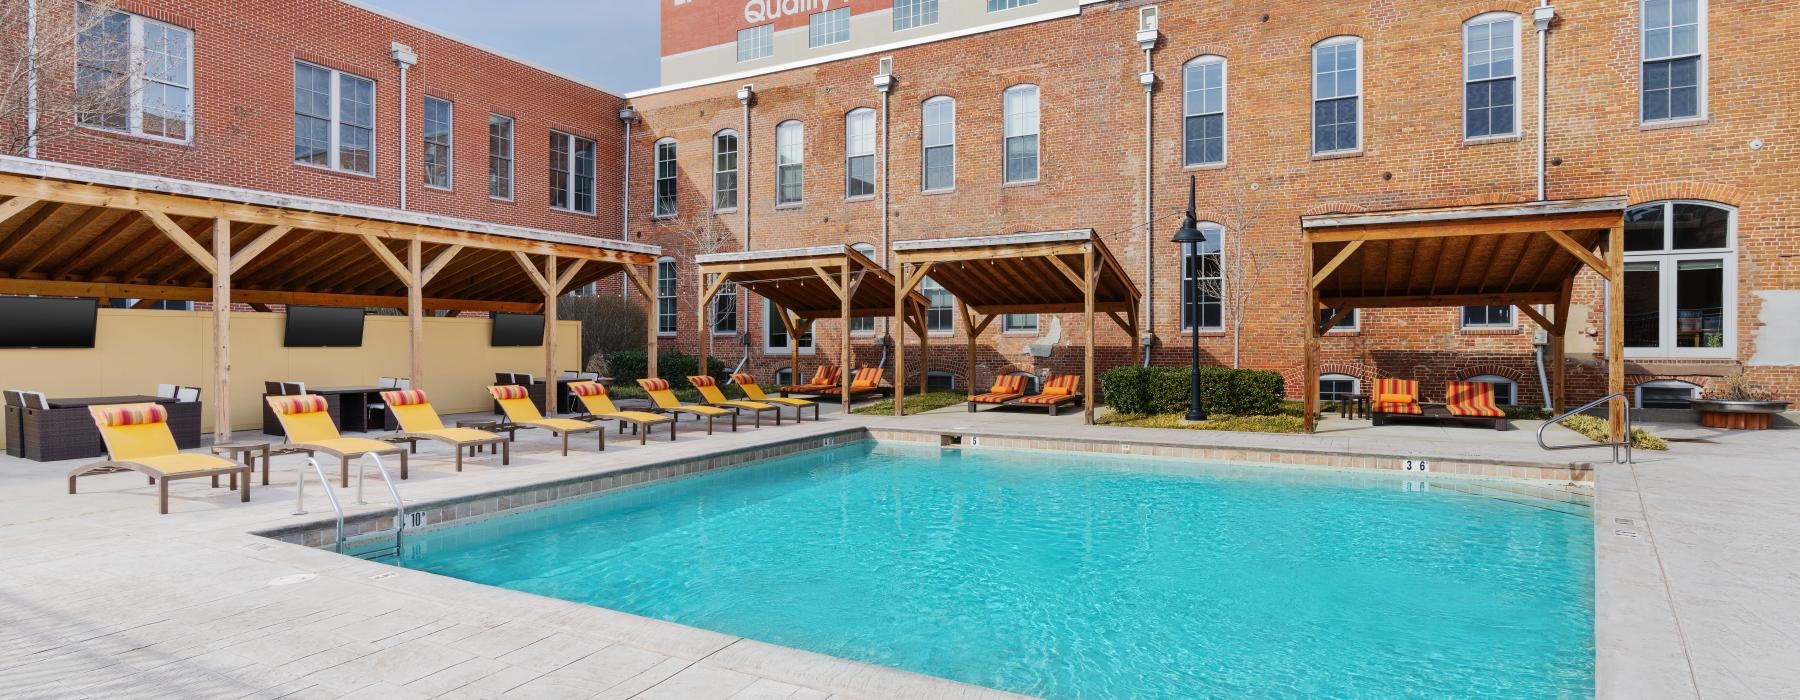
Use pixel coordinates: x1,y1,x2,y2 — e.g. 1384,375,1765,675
1536,392,1633,464
293,453,410,559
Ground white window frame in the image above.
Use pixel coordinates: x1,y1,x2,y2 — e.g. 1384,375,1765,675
776,120,805,206
1002,84,1040,185
1622,200,1736,359
550,130,597,215
1640,0,1707,124
77,7,194,144
714,130,739,211
293,61,376,175
987,0,1038,12
488,114,514,200
1319,373,1361,402
894,0,939,31
712,280,738,336
1635,379,1701,408
849,243,878,335
1182,55,1227,167
809,7,850,48
1320,307,1360,332
656,257,678,337
1463,13,1521,140
737,24,774,63
1311,36,1363,156
764,298,816,354
653,137,678,218
1460,304,1516,329
1465,375,1518,406
922,276,955,335
1002,314,1039,333
921,96,956,192
1180,222,1225,332
845,108,876,199
422,96,453,190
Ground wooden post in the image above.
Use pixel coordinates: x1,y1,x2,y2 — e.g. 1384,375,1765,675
893,263,907,417
1082,244,1097,425
840,262,854,407
698,271,711,381
544,256,558,416
963,302,978,409
1551,275,1573,415
1606,225,1626,442
1302,239,1320,433
407,239,424,389
918,302,930,395
211,218,231,443
645,263,659,380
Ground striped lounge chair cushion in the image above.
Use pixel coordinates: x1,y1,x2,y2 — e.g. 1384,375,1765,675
488,385,530,400
91,403,168,426
381,389,428,406
971,374,1026,403
850,367,881,388
569,381,606,397
1372,378,1422,415
730,373,756,386
1446,381,1506,418
637,378,672,392
688,375,718,388
1019,374,1081,404
270,395,330,414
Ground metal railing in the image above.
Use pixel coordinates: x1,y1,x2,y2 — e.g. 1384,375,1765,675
293,453,409,557
292,457,346,552
1536,392,1633,464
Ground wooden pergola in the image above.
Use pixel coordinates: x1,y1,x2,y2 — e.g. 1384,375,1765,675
0,156,661,440
891,230,1141,424
1300,196,1629,438
694,244,929,401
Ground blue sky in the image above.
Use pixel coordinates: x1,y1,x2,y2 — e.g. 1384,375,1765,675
357,0,662,94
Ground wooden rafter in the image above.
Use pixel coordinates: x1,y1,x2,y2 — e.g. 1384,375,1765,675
419,244,463,286
230,226,293,273
140,210,216,275
1545,229,1610,277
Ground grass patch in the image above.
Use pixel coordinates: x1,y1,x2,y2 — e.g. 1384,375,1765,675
1556,414,1668,450
853,391,968,416
1097,412,1309,433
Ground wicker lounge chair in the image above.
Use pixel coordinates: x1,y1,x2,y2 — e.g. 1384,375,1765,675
488,385,604,455
381,389,510,470
638,379,737,433
1370,378,1424,426
814,367,887,404
689,376,780,427
731,373,819,421
779,365,840,396
69,403,251,514
1444,380,1511,430
968,374,1028,412
267,394,408,486
567,381,676,444
1013,374,1082,415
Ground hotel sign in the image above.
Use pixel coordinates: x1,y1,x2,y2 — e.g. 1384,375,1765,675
743,0,846,24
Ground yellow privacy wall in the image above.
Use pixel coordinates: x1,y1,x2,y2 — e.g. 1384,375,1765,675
0,308,579,444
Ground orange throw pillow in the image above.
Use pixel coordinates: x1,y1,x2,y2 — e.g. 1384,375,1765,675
1043,386,1073,396
1377,392,1414,404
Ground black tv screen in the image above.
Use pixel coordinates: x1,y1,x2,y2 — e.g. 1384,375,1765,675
285,305,365,347
492,312,545,347
0,296,99,349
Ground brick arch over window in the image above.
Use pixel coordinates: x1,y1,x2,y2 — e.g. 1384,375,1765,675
1457,1,1535,21
1627,182,1747,207
1183,44,1234,62
1303,26,1372,49
1279,360,1375,398
1453,364,1527,383
1303,201,1368,216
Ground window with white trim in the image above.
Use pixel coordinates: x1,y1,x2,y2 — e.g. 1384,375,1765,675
713,281,738,335
1464,13,1519,139
1642,0,1704,122
1636,379,1700,408
714,130,739,211
293,62,375,174
1319,308,1359,330
1466,375,1517,406
765,299,816,352
987,0,1037,11
1319,373,1360,402
1461,305,1514,329
922,277,954,332
737,25,773,62
1003,85,1040,184
809,8,850,48
654,138,678,218
1182,56,1226,166
550,131,596,214
488,115,514,199
927,371,956,391
894,0,938,30
1003,314,1038,333
849,243,877,334
423,97,453,189
656,257,678,336
922,96,955,191
1623,201,1734,357
1181,222,1225,331
845,109,876,198
776,120,804,205
1311,37,1361,155
76,5,192,142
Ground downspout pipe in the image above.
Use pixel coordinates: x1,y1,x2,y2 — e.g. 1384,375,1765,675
875,66,894,345
1136,31,1158,366
737,85,754,252
619,105,636,299
26,0,38,158
1532,3,1557,407
391,42,417,210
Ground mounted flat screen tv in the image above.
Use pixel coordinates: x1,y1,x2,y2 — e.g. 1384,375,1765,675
0,296,99,349
491,312,545,347
284,305,365,347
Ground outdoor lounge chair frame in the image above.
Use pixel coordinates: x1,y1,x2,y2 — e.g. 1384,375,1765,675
731,374,821,422
267,395,409,487
382,391,512,471
70,403,251,514
566,381,678,444
489,386,606,455
637,380,738,434
690,376,781,428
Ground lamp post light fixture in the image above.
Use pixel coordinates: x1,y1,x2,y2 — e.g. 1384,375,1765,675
1170,175,1209,422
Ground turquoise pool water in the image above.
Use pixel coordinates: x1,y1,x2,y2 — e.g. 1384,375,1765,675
390,441,1594,698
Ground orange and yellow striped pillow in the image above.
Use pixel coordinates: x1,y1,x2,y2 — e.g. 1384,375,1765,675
91,403,168,427
381,389,428,406
270,395,329,414
569,381,606,397
488,385,530,400
688,375,717,388
638,378,671,392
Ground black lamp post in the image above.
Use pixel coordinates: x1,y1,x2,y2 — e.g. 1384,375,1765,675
1171,175,1209,422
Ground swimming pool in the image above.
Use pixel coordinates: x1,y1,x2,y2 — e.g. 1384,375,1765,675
389,441,1594,698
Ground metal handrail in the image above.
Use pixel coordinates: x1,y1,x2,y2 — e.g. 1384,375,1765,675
355,453,409,553
1536,392,1633,464
292,458,346,553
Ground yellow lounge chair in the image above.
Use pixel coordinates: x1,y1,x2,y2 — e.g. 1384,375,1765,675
1014,374,1083,415
688,375,780,427
381,389,511,471
731,373,819,421
70,403,251,514
567,381,677,444
488,385,604,455
968,374,1028,412
637,378,736,434
778,365,839,396
815,366,887,404
267,395,408,487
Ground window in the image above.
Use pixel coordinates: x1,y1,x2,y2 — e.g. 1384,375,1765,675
1466,375,1517,406
895,0,938,30
550,131,596,214
765,299,815,352
927,371,956,391
294,62,375,174
1311,37,1361,155
1003,85,1040,184
713,281,738,335
489,115,514,199
1319,374,1360,402
845,109,876,198
423,97,453,189
1642,0,1704,122
809,8,850,48
1003,314,1038,333
738,25,774,62
656,257,678,336
1319,308,1359,330
922,96,955,191
987,0,1038,11
1623,201,1734,357
922,277,954,332
1180,223,1225,331
1462,305,1514,328
1636,379,1700,408
77,6,192,142
1182,56,1226,166
1464,14,1519,139
654,138,678,218
714,131,739,211
850,243,877,333
776,121,804,205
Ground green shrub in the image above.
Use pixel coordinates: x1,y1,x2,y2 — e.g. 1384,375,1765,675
1557,414,1668,450
1100,365,1286,416
604,350,726,384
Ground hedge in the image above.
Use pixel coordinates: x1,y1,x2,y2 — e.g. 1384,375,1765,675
1100,365,1286,416
604,350,726,384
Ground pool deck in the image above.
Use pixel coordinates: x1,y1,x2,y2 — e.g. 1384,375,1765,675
0,403,1794,698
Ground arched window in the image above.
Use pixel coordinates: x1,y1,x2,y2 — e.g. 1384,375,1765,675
845,109,876,198
655,256,677,336
1464,13,1520,139
922,96,955,191
850,243,877,333
775,120,804,205
1180,222,1225,331
713,130,738,211
1319,373,1360,402
653,138,677,217
1623,201,1734,357
1637,379,1701,408
1641,0,1705,123
1182,55,1226,166
1466,374,1517,406
1002,85,1039,183
1311,36,1362,155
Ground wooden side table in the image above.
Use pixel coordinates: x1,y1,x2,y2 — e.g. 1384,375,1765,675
455,418,515,453
211,441,271,486
1337,394,1371,420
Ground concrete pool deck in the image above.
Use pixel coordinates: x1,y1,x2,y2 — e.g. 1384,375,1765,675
0,403,1794,698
